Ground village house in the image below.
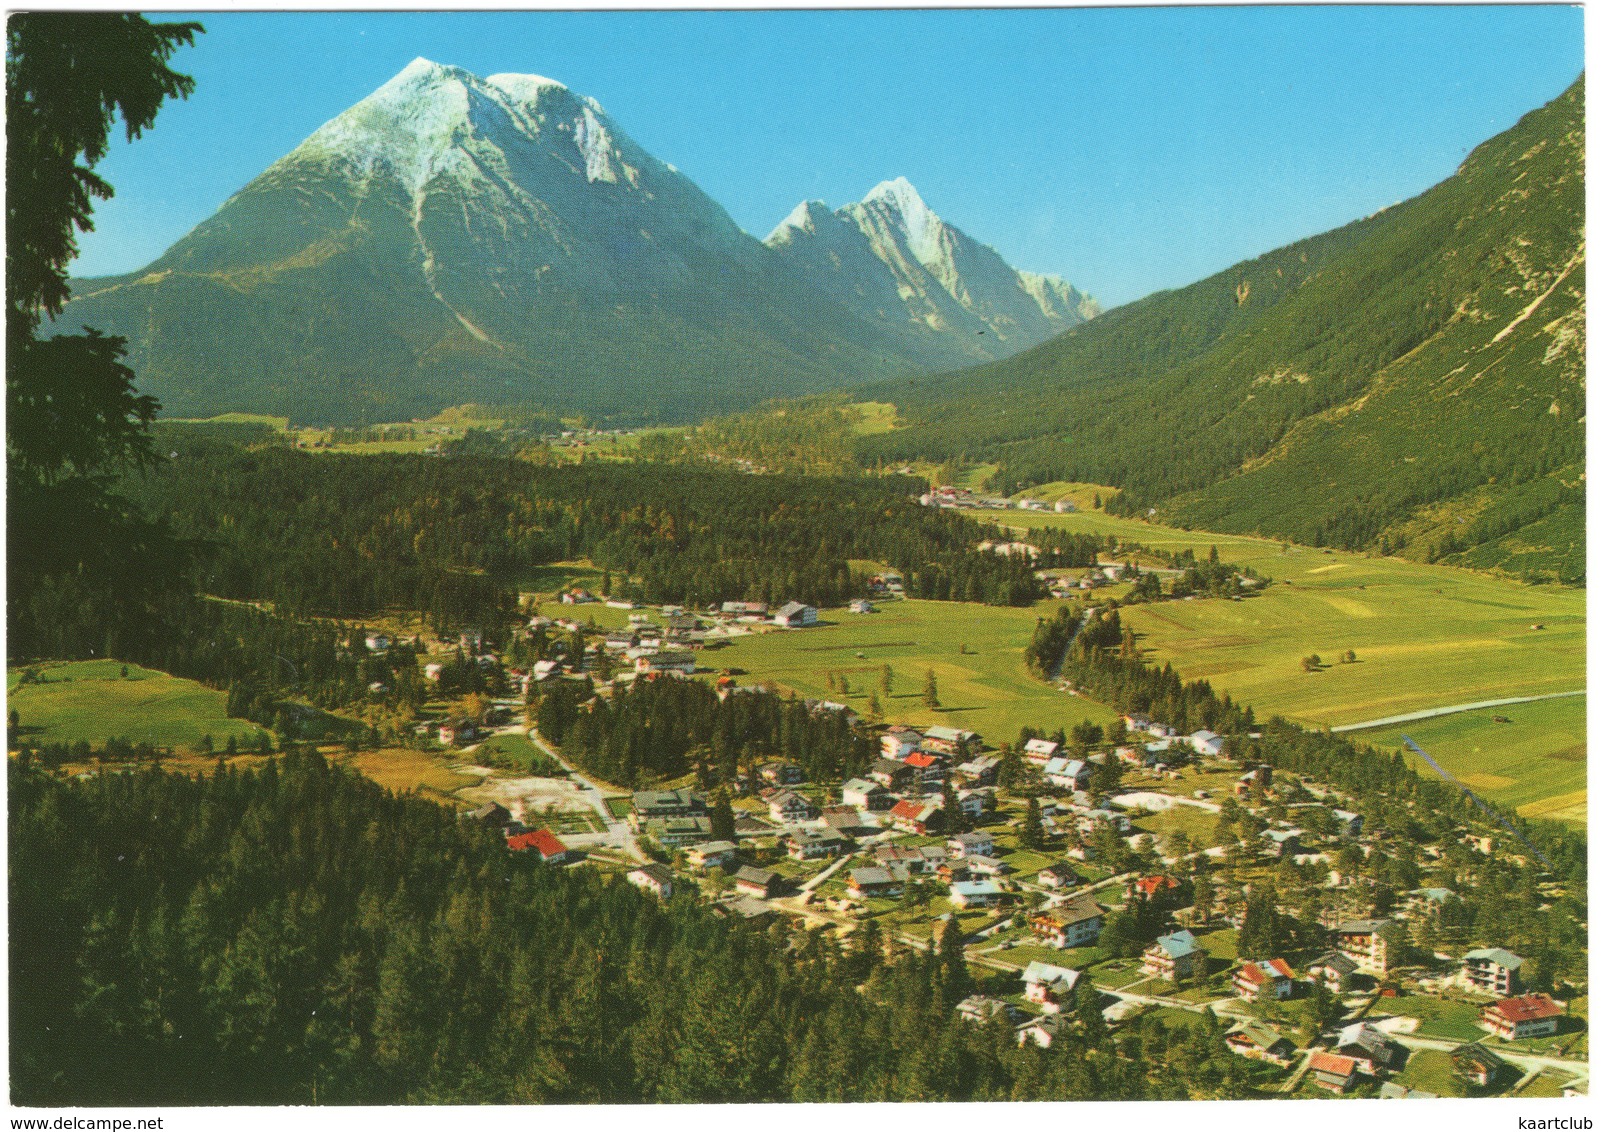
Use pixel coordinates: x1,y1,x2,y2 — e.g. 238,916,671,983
642,816,713,848
437,718,479,747
963,854,1010,877
784,829,848,861
685,840,739,872
773,601,818,628
1462,947,1525,996
635,651,696,676
1481,994,1565,1041
849,866,904,899
889,798,943,835
1022,737,1062,764
1036,863,1082,891
625,863,675,900
1234,765,1273,797
1451,1043,1505,1088
463,801,512,828
954,787,995,819
948,831,997,859
1335,919,1393,975
1016,1012,1075,1049
506,828,574,864
1189,729,1226,757
1224,1022,1296,1067
364,632,391,652
955,754,1000,786
881,725,923,760
923,725,979,757
758,762,805,786
1307,1051,1361,1094
955,995,1022,1026
874,843,947,874
1021,961,1080,1012
949,879,1005,909
1030,893,1105,949
1332,808,1364,838
1377,1083,1439,1100
1043,757,1091,791
1263,828,1303,859
733,865,784,900
1129,874,1181,903
767,790,819,823
1234,958,1297,1000
1334,1022,1402,1075
630,788,707,829
870,757,917,793
841,777,891,810
848,599,874,614
1143,929,1204,981
1307,951,1359,994
902,751,948,792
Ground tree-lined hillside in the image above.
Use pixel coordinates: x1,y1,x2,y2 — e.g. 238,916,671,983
861,77,1584,583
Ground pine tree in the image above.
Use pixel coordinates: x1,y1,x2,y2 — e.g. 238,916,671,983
922,670,939,709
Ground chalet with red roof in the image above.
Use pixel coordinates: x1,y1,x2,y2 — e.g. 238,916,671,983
1234,958,1296,1000
1308,1051,1360,1093
1481,994,1565,1040
506,827,574,864
889,798,943,835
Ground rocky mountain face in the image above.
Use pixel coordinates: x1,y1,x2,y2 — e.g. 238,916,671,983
59,60,1097,425
765,177,1098,359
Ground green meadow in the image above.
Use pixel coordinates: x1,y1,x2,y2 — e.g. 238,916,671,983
7,660,264,751
1007,508,1584,729
711,597,1117,742
1348,694,1587,824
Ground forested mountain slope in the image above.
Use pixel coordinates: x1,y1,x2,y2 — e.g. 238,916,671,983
863,77,1584,582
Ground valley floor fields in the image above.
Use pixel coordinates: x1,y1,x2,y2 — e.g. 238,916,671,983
1346,693,1587,824
709,597,1118,740
1007,508,1583,723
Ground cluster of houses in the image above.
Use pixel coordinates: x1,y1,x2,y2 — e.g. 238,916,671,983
918,485,1079,514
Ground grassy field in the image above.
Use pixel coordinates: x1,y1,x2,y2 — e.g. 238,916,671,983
1380,994,1488,1042
8,660,265,751
1347,694,1587,822
713,597,1117,743
337,747,484,802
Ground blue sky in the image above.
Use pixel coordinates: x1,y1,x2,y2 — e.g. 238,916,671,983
71,7,1583,307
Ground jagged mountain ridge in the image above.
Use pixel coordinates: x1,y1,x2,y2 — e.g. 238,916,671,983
59,59,1097,425
765,176,1098,354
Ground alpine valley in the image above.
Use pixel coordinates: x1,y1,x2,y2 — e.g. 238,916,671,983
55,58,1097,425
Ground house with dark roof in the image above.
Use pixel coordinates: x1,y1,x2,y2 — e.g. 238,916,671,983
1030,894,1104,949
783,829,848,861
733,865,784,900
1451,1043,1504,1088
1308,951,1359,993
1224,1022,1295,1067
1037,863,1082,890
626,863,675,899
773,601,818,628
848,866,903,899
